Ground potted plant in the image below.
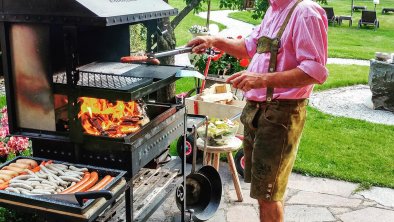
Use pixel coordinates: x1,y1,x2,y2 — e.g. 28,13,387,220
191,36,250,82
189,25,210,38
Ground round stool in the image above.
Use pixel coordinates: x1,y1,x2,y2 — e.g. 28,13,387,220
196,137,244,202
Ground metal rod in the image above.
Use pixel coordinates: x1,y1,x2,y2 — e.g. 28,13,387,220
150,47,193,59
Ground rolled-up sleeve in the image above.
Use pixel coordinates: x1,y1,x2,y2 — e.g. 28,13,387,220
293,14,328,84
244,24,263,58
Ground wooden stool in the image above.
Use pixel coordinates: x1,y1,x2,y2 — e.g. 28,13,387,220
196,137,244,202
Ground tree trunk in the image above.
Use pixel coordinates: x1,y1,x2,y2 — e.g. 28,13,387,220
156,0,202,103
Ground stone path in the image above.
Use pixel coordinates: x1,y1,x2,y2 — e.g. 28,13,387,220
149,161,394,222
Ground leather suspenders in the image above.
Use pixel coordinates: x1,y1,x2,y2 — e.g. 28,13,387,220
256,0,302,102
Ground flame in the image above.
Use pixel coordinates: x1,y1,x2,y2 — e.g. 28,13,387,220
78,97,146,137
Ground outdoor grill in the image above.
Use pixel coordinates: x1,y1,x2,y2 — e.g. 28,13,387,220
0,0,188,221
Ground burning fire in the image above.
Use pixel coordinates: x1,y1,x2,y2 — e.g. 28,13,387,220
78,97,148,137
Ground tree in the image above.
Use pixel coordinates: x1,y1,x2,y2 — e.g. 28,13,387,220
219,0,269,20
156,0,204,102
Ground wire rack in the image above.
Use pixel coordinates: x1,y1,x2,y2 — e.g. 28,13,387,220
53,71,148,90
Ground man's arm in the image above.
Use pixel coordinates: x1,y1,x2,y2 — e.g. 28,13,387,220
226,68,320,92
187,36,250,59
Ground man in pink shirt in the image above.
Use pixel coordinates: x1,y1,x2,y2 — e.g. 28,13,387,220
188,0,328,221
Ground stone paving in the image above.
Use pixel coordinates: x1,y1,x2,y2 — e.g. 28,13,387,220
148,161,394,222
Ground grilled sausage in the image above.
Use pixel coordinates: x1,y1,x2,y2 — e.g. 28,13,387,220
10,163,31,169
87,175,113,191
16,159,38,168
61,172,90,194
120,55,160,65
0,170,19,177
2,166,25,174
73,172,98,192
0,174,12,181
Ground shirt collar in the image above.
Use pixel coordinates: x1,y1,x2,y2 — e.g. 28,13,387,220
269,0,295,10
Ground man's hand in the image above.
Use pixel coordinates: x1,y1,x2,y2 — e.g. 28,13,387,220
226,71,267,92
187,36,215,54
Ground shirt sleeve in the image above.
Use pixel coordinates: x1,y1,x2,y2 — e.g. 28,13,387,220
293,14,328,84
244,23,263,58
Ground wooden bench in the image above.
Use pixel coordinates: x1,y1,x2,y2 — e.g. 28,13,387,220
353,6,367,11
382,8,394,14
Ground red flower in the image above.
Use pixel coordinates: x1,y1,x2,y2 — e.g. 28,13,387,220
237,35,243,39
212,50,224,61
239,58,250,68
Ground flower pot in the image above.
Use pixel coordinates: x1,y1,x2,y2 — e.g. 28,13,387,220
192,32,210,38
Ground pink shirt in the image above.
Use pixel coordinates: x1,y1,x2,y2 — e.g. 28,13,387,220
244,0,328,101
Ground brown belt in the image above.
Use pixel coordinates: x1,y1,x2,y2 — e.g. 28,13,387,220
247,99,308,106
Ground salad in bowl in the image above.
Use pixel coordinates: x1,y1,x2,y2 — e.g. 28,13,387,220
197,118,239,146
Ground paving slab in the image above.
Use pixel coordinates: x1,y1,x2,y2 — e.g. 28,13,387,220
287,191,362,208
288,174,358,197
226,205,259,222
328,207,353,215
228,188,256,205
338,207,394,222
359,187,394,208
284,205,336,222
206,209,226,222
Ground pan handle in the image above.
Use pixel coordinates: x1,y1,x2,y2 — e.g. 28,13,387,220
75,190,113,205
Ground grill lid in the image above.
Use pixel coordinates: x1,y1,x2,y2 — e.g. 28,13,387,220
0,0,178,26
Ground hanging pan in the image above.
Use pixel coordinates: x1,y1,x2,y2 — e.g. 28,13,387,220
176,121,222,221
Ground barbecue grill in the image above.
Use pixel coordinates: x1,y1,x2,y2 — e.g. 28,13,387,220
0,0,189,221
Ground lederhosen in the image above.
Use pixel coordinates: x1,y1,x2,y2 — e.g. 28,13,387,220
240,0,308,201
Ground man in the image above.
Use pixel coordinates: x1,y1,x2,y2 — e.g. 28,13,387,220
187,0,328,221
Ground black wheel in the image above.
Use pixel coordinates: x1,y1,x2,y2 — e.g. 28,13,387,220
177,135,203,164
234,149,245,178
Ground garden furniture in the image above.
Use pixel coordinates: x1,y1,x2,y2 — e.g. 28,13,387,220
353,5,367,11
323,7,339,26
358,10,379,30
382,8,394,14
196,137,244,202
339,15,353,26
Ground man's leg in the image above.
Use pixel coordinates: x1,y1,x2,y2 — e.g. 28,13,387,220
258,199,284,222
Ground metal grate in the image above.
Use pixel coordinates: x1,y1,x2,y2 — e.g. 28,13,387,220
53,71,149,90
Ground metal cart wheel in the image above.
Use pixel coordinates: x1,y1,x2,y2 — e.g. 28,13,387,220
234,149,245,178
177,135,203,164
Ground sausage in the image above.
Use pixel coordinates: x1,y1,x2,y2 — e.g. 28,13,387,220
73,172,98,192
61,172,90,194
2,166,25,174
9,183,33,191
69,166,88,172
10,163,31,169
0,170,19,177
0,174,12,181
87,175,113,191
0,181,9,190
120,55,160,65
16,159,38,168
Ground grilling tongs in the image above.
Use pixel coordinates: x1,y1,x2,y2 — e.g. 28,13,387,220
120,47,193,64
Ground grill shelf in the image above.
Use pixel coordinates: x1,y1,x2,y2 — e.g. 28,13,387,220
53,71,153,91
52,63,184,101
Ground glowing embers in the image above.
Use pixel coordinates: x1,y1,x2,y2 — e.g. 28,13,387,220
78,97,149,137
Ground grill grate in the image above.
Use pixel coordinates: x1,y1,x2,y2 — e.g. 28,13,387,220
53,71,150,90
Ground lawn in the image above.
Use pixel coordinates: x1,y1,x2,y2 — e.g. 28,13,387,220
174,64,394,188
169,0,227,46
228,0,394,60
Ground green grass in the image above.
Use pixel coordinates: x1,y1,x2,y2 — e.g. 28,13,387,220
228,0,394,59
169,0,227,46
296,106,394,188
315,64,369,91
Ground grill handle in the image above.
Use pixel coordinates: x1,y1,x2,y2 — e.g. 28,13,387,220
75,190,113,205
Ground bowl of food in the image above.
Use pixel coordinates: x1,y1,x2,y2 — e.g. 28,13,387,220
197,118,239,146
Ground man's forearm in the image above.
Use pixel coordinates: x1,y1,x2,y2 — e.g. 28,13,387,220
264,68,320,88
211,37,250,59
